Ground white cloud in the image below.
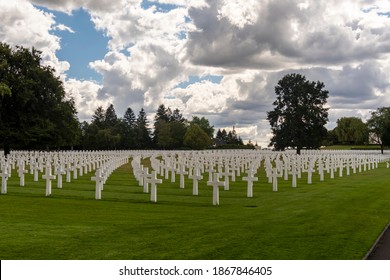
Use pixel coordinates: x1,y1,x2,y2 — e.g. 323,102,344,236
217,0,262,29
2,0,390,147
0,0,69,75
54,23,75,33
64,78,112,121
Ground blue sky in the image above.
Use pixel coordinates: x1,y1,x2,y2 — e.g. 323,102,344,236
37,3,223,87
37,3,221,87
140,0,179,12
2,0,390,146
38,7,108,82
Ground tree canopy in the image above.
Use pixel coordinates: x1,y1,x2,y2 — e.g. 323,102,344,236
0,42,80,154
334,117,368,145
367,107,390,154
184,124,211,150
267,73,329,154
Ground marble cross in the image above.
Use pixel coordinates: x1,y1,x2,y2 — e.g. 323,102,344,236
149,171,162,203
242,168,258,198
91,168,105,200
42,162,56,196
207,173,225,206
188,167,203,196
1,166,9,194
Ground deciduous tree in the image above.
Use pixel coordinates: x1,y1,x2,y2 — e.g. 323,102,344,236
367,107,390,154
184,124,211,150
334,117,368,145
0,42,80,154
267,73,329,154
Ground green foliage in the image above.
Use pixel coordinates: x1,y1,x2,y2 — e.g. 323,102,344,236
267,73,329,154
184,124,212,149
153,105,189,149
367,107,390,154
104,104,118,127
135,108,152,149
191,116,214,138
0,42,80,151
334,117,369,145
80,104,215,150
155,120,174,149
123,107,136,128
0,82,11,97
215,127,244,147
1,160,390,259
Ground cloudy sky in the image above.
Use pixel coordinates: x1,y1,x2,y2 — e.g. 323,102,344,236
1,0,390,146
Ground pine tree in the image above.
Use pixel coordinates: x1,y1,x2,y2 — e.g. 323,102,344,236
136,108,152,148
104,104,118,128
123,107,136,128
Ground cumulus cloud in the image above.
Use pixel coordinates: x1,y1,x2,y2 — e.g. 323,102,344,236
54,23,75,33
64,79,112,121
0,0,69,75
2,0,390,147
31,0,131,13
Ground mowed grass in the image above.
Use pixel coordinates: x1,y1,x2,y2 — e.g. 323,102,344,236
0,159,390,260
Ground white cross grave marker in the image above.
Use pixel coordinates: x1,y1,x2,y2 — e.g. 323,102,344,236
242,168,258,198
143,167,151,193
149,171,162,203
272,168,278,192
42,162,56,196
91,168,105,200
176,164,188,189
188,167,203,196
1,167,9,194
17,161,28,187
54,164,66,189
207,173,225,206
291,163,297,188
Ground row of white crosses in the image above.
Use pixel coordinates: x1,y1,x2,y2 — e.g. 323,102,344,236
91,155,129,199
132,156,162,202
130,150,265,205
0,150,132,197
2,149,389,204
130,149,389,206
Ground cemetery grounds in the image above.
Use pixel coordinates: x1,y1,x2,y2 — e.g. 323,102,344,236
0,149,390,260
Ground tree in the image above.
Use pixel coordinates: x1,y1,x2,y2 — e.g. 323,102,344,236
120,107,137,149
153,104,171,146
334,117,368,145
155,120,174,149
92,106,105,128
135,108,152,149
190,116,214,138
153,105,187,149
216,129,228,145
0,42,80,153
184,124,211,149
367,107,390,154
104,104,118,128
123,107,136,128
267,73,329,154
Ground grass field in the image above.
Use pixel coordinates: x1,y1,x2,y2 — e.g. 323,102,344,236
0,158,389,260
321,145,388,150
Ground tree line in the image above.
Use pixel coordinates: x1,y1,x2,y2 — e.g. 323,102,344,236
324,111,390,153
80,104,216,150
1,42,253,152
1,43,389,154
267,73,390,154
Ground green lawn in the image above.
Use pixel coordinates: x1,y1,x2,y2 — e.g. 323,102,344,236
0,159,389,260
321,144,387,150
